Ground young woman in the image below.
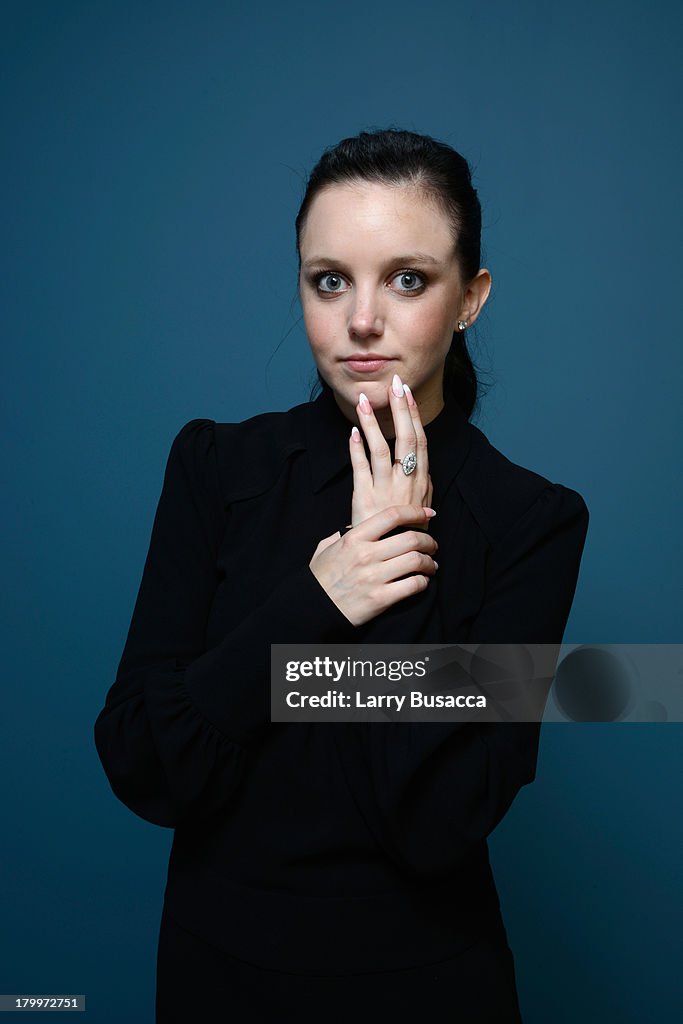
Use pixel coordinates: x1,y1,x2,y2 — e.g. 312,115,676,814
95,128,589,1022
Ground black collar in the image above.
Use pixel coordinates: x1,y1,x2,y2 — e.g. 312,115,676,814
301,384,472,500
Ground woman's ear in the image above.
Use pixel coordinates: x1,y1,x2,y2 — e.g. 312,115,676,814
458,268,492,329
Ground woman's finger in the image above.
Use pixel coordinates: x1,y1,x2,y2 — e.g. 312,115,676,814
375,527,439,562
351,503,436,543
388,374,418,471
374,548,439,584
403,383,430,483
348,423,373,497
356,392,394,483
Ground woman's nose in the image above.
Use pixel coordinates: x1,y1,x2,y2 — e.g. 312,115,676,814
348,289,384,337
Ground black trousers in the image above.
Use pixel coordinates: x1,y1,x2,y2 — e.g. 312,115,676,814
155,905,524,1023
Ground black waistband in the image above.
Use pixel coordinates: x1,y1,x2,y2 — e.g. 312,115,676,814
162,853,505,975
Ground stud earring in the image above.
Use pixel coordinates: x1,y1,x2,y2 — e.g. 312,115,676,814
457,319,469,331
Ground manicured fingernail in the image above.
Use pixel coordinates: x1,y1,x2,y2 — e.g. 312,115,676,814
433,561,439,570
423,507,437,518
350,426,362,442
403,383,416,407
358,392,372,414
392,373,404,398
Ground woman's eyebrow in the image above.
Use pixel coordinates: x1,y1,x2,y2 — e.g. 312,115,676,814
302,252,443,269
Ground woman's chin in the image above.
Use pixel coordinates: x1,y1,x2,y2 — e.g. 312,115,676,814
349,380,392,408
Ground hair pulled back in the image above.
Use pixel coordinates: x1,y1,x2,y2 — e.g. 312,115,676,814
295,127,487,419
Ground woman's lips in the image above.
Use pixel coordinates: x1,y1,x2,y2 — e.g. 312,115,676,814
344,358,392,373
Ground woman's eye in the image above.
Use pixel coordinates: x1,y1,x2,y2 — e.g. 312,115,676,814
393,270,426,293
315,272,348,294
311,269,426,296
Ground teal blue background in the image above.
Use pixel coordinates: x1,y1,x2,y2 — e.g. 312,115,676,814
2,1,681,1020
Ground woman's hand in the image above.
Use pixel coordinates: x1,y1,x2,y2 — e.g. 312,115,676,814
309,504,439,627
348,375,433,531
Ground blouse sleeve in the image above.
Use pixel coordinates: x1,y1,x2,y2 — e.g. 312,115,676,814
94,419,356,829
334,484,590,879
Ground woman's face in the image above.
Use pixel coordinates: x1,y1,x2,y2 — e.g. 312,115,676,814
298,181,486,430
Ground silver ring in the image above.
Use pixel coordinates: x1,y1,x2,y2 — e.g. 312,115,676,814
395,452,417,476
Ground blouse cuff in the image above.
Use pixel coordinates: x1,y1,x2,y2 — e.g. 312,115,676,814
181,565,358,743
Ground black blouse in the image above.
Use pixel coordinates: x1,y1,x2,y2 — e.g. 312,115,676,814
94,385,589,974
